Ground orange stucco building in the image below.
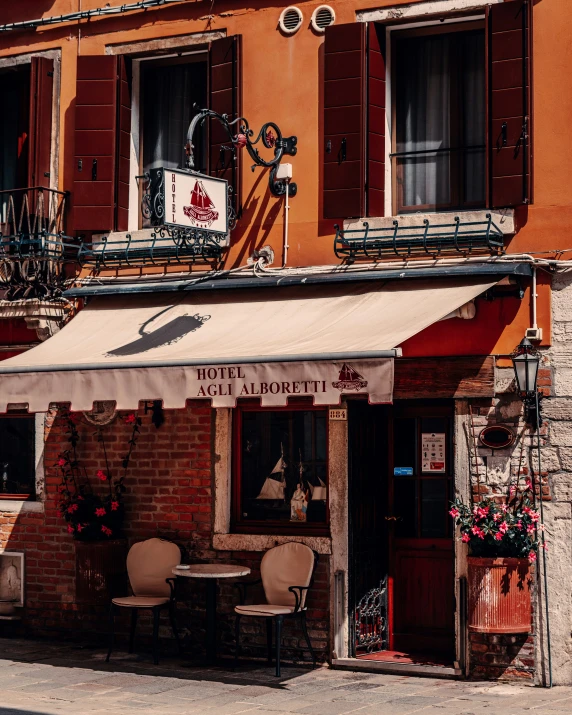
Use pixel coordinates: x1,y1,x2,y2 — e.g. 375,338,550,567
0,0,571,685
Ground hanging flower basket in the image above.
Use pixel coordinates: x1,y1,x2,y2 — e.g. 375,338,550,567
467,557,532,633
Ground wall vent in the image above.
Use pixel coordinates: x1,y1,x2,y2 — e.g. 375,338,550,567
279,6,303,34
311,5,335,33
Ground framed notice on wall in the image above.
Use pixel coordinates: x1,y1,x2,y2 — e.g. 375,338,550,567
421,432,446,473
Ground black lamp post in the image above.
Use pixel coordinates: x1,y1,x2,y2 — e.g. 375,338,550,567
511,337,542,428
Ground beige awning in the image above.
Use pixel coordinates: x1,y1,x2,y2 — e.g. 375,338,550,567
0,278,496,411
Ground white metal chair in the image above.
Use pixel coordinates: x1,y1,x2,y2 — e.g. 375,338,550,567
234,542,317,676
106,538,182,665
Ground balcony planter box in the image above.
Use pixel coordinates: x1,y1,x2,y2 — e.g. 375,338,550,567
467,557,532,634
75,539,128,605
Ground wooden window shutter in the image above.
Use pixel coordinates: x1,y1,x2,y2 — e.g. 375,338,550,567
73,55,132,233
323,22,385,220
28,56,54,189
487,0,532,208
209,36,242,217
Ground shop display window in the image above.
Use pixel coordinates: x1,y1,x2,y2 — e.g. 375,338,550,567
232,405,329,534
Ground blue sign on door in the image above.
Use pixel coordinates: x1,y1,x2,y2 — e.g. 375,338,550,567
394,467,414,476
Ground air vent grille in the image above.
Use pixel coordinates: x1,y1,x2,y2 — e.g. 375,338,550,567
279,6,303,34
311,5,335,32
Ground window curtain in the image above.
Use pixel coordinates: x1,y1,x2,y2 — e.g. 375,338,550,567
396,31,485,210
142,62,207,175
462,32,486,205
396,34,451,209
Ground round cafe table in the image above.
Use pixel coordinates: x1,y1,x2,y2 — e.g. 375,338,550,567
173,563,251,664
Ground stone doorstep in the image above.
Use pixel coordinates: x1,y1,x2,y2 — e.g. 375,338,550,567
331,658,462,679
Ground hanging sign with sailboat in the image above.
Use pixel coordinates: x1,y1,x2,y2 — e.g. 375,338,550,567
161,168,229,235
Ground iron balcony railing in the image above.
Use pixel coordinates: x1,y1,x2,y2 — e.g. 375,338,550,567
0,187,78,300
334,214,505,262
77,226,226,270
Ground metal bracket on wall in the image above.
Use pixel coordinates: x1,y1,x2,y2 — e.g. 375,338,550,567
185,108,298,198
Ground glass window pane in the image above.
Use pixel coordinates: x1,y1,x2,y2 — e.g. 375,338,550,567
142,61,207,174
394,418,416,475
461,31,485,205
394,479,417,538
0,417,35,497
239,410,328,526
421,479,448,537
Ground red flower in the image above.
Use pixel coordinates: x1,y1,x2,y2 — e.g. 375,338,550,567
57,458,66,467
449,507,459,518
67,504,78,514
67,525,74,534
494,532,503,541
77,524,83,532
471,526,485,539
527,524,535,534
110,501,119,511
528,551,537,562
124,414,136,425
101,525,113,536
96,470,107,481
461,533,470,543
498,521,509,534
95,507,106,517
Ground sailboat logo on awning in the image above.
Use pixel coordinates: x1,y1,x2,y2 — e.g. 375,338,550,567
183,180,220,228
332,363,368,392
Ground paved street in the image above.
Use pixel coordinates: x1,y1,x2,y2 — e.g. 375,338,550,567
0,639,570,715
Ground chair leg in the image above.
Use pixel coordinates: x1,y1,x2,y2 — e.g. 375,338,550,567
234,614,241,670
300,611,316,668
168,601,183,656
274,615,283,677
129,609,138,654
152,607,160,665
105,604,115,663
266,618,273,664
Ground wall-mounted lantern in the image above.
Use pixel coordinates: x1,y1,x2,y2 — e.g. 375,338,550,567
511,337,542,429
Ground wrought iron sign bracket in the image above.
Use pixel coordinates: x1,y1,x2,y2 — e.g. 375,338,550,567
186,108,298,198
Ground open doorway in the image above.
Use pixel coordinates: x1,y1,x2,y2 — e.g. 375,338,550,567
348,400,455,666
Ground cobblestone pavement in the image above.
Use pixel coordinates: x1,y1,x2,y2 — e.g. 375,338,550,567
0,639,570,715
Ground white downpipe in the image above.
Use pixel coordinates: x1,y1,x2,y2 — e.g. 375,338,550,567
532,265,538,330
283,181,290,268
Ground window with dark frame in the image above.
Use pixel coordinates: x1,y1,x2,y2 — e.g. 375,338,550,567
139,55,208,228
393,24,486,214
232,406,329,534
0,416,36,500
0,65,31,195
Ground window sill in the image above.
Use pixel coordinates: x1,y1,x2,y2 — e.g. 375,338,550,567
213,533,332,554
343,208,515,235
0,500,43,514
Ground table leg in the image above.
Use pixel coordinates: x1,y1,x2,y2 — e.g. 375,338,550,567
205,579,217,664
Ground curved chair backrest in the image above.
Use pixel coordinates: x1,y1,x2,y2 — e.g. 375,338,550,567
126,538,181,598
260,542,315,608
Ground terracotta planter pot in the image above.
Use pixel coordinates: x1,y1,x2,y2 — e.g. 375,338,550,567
75,539,128,605
467,557,532,633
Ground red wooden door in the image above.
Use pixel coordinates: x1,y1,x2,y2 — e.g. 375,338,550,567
388,403,455,657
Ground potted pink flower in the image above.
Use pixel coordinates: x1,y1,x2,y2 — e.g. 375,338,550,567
450,483,543,633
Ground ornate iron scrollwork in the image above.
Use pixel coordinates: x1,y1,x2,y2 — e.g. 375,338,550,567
185,108,298,198
354,577,388,653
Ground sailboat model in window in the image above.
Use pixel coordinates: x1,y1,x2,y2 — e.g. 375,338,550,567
183,180,219,228
256,446,286,500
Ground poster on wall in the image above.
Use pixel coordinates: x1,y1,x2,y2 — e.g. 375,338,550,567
422,432,446,473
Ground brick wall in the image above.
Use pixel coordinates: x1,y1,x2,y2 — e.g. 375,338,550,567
0,403,330,663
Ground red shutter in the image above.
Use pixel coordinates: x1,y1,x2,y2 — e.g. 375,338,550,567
487,0,532,208
323,22,385,220
209,36,242,216
324,22,366,220
73,55,130,233
28,56,54,189
367,23,386,218
116,57,132,232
